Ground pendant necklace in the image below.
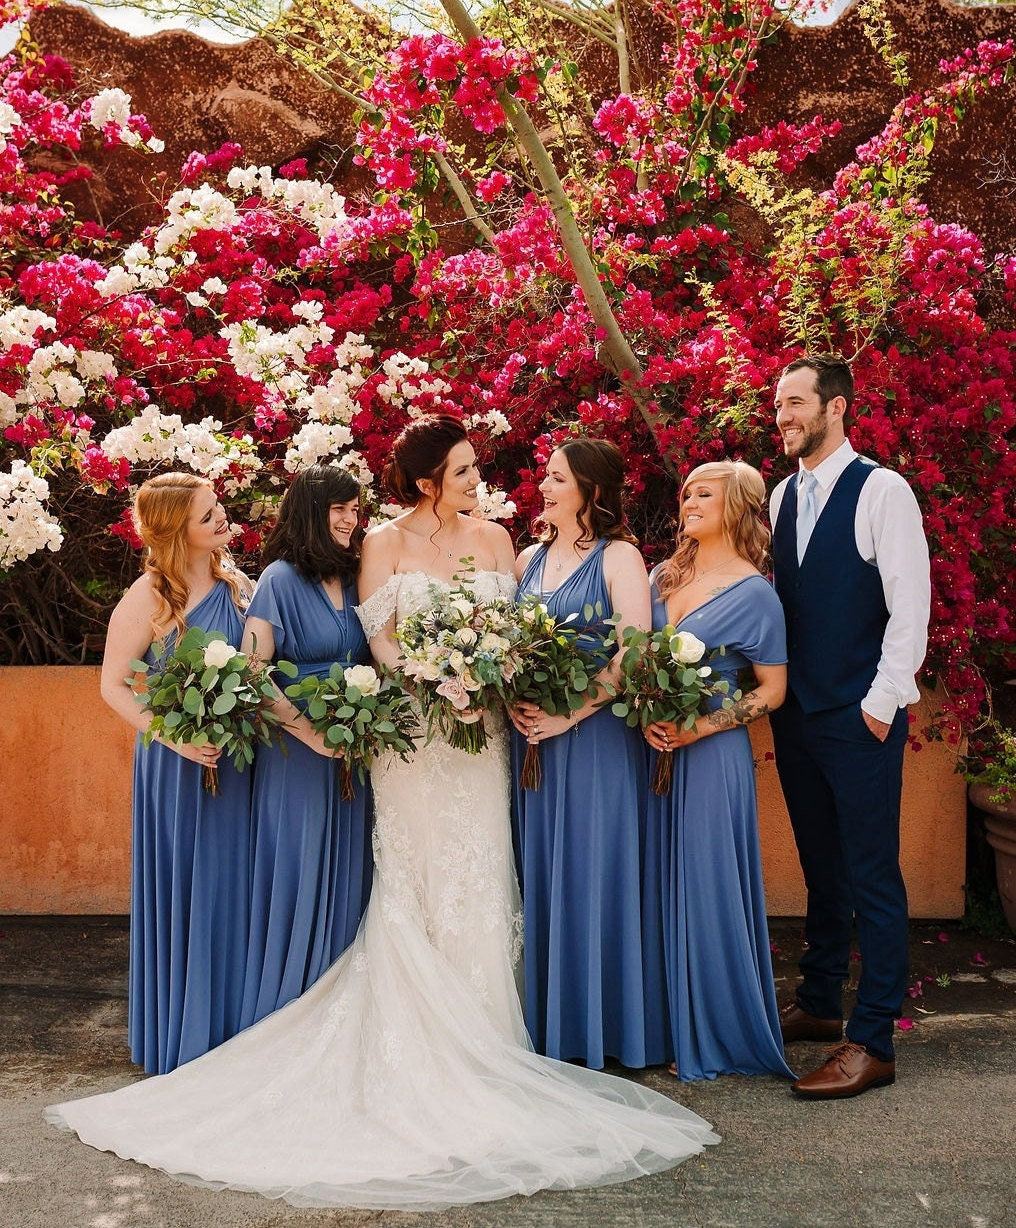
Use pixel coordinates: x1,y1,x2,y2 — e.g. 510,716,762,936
680,556,740,589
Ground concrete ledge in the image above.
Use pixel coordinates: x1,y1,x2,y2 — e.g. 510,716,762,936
0,668,967,915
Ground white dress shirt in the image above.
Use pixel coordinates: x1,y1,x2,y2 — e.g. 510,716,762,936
770,440,931,725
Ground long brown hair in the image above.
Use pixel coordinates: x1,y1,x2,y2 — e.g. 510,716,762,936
133,473,246,641
536,437,637,546
655,461,770,599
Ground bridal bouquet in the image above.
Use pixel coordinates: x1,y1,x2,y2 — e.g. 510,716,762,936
131,627,284,795
607,623,734,795
395,584,522,754
279,661,418,799
503,596,601,791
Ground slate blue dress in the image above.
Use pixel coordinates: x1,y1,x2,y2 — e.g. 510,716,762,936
238,560,373,1029
514,540,666,1069
649,571,794,1081
129,579,252,1075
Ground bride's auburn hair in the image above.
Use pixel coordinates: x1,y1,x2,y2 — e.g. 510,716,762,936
382,414,469,506
133,472,246,642
655,461,770,599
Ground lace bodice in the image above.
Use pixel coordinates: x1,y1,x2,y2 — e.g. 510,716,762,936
356,570,517,640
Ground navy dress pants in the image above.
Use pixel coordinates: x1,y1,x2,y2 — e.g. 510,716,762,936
770,693,909,1061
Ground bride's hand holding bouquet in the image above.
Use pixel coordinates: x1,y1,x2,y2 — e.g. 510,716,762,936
395,582,521,754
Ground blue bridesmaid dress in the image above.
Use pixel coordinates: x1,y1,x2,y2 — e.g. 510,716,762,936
649,572,794,1081
129,579,252,1075
514,541,666,1068
238,561,373,1029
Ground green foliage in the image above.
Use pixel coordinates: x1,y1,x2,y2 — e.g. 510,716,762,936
282,662,418,790
131,626,285,772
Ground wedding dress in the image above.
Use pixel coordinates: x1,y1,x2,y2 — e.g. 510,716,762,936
47,571,718,1211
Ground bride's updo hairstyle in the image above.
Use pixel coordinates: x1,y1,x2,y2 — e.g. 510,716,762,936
655,460,769,599
382,414,469,507
538,436,638,547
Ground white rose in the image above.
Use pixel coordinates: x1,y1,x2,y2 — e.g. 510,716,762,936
448,649,467,674
669,631,706,664
448,597,475,620
203,639,236,669
344,664,380,696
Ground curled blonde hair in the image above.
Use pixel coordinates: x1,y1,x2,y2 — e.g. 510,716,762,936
655,461,770,600
132,472,246,642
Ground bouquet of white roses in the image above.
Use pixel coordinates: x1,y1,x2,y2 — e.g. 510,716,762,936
395,583,522,754
131,627,284,795
503,596,601,791
278,661,418,799
607,623,735,795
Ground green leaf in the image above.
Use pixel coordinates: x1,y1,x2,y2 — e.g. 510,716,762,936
212,691,237,716
183,687,204,715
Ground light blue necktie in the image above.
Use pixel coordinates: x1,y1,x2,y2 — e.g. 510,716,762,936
797,470,819,563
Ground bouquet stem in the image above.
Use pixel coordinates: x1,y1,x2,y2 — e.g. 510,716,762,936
520,742,543,791
448,715,488,754
651,749,674,797
202,764,220,796
340,762,356,803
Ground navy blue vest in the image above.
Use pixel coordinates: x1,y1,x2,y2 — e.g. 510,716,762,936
772,458,887,714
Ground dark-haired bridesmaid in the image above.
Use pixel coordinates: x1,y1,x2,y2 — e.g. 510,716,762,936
511,437,665,1070
238,465,373,1028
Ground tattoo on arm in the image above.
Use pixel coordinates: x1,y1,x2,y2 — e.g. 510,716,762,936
703,691,770,733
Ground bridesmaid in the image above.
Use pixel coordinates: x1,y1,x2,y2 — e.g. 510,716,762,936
511,437,665,1069
100,472,253,1074
238,465,373,1028
644,460,794,1081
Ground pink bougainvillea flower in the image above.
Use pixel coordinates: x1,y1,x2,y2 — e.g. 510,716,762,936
897,1018,916,1031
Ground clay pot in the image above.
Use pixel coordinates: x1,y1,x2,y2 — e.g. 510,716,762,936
969,783,1016,931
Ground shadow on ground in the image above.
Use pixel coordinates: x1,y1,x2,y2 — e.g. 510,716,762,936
1,916,1014,1228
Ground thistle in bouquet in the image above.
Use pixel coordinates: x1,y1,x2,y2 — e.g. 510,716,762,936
278,661,418,800
395,583,521,754
131,627,284,795
505,596,601,791
607,623,736,796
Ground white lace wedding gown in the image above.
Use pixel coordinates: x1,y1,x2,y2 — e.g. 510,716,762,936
46,572,718,1211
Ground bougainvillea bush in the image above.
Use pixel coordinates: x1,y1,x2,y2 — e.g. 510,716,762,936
0,0,1014,735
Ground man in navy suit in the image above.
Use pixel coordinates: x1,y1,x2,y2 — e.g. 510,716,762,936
769,354,930,1099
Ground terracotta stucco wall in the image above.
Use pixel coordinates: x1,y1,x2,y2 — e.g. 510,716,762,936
0,667,966,916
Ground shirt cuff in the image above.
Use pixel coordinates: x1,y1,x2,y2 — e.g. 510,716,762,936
861,686,903,726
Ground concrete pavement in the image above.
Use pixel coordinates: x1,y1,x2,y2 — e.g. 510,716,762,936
1,916,1014,1228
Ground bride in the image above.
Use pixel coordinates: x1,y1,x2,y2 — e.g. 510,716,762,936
46,415,718,1211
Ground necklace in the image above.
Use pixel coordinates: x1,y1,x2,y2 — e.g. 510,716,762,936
678,556,741,589
549,539,591,572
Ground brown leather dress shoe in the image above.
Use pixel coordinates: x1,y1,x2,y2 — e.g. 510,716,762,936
779,1001,844,1043
791,1042,895,1099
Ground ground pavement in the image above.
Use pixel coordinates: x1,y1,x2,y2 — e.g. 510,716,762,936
1,916,1014,1228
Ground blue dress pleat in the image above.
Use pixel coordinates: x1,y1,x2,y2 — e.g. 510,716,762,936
128,579,252,1075
514,541,665,1069
649,573,794,1081
238,561,373,1029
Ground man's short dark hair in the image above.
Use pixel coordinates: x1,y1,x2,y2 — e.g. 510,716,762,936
783,354,854,419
